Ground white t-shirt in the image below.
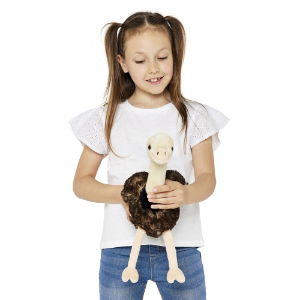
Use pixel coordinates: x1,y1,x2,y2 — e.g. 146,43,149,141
69,99,230,249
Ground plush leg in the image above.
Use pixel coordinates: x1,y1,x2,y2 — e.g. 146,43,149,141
121,227,146,283
162,229,185,283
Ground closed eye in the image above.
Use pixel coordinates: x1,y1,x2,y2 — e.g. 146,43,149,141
135,57,168,64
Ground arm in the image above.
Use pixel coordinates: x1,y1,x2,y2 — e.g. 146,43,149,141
184,136,216,204
72,146,123,204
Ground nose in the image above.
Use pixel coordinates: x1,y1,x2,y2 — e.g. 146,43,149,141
148,61,160,74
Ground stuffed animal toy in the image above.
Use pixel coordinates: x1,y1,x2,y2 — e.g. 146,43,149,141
120,133,188,284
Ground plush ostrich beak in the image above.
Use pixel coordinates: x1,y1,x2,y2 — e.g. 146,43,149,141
151,146,172,165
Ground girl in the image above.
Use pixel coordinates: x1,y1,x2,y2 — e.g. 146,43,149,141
69,11,230,300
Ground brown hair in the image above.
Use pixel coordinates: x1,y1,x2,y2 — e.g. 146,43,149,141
101,11,197,158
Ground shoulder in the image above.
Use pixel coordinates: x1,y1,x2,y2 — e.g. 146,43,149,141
183,99,209,119
88,102,107,117
69,102,108,130
81,102,107,119
183,99,229,122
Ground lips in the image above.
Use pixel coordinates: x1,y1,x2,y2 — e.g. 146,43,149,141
146,76,164,82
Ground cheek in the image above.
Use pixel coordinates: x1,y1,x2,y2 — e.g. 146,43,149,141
128,67,145,82
163,61,173,76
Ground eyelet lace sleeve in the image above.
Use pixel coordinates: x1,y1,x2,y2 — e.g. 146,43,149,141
68,105,108,155
189,102,230,151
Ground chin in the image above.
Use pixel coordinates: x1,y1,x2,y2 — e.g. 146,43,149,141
149,89,166,95
145,84,169,93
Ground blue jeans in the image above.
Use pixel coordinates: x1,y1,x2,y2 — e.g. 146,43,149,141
99,245,206,299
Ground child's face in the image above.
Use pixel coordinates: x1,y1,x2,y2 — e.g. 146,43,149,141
117,29,173,96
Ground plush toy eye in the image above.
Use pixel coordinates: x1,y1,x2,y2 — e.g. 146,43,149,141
148,145,151,150
171,146,174,151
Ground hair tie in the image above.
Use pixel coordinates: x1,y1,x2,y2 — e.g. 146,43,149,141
117,26,121,39
165,19,171,29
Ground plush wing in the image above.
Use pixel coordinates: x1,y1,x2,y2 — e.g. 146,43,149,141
121,171,148,205
166,170,187,185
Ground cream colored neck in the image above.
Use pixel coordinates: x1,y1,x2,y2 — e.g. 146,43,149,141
145,161,167,194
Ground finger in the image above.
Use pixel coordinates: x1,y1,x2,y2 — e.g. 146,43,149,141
165,179,173,185
149,197,176,204
149,192,172,200
151,204,179,209
152,184,172,193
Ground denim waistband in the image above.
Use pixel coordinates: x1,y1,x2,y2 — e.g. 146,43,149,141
102,245,198,258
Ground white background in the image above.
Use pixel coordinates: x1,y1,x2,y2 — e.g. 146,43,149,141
1,0,299,299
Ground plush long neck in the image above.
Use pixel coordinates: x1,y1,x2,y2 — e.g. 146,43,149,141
145,161,167,194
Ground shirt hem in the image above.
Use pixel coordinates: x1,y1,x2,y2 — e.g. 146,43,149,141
99,240,205,250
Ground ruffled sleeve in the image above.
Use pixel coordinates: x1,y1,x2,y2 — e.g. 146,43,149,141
68,104,108,155
188,101,230,151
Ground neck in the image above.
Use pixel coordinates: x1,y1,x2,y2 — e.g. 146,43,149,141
129,90,171,107
145,161,167,194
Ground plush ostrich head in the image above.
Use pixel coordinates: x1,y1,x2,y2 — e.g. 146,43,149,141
146,133,174,165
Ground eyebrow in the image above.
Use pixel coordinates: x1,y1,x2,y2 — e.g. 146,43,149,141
134,47,169,54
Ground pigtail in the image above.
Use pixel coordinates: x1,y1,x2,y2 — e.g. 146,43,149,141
163,16,189,154
164,16,186,77
101,22,128,158
102,22,122,103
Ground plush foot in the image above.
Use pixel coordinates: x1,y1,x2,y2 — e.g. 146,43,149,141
167,267,185,283
122,266,139,283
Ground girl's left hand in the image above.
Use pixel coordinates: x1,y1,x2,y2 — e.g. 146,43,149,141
147,179,187,209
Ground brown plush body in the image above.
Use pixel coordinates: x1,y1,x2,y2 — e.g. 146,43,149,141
121,170,187,238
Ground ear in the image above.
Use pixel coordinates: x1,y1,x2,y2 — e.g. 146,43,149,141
117,54,129,73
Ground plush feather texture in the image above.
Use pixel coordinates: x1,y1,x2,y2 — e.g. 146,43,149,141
121,170,188,237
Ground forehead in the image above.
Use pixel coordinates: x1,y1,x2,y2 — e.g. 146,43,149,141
124,29,171,55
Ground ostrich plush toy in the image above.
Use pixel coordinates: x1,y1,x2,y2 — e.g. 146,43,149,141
120,133,188,284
